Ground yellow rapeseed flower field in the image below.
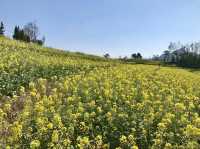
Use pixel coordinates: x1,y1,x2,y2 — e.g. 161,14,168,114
0,37,200,148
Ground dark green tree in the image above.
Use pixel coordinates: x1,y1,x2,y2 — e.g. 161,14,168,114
0,22,5,35
13,26,20,39
13,26,30,42
104,53,110,58
131,53,142,60
136,53,142,59
131,53,137,59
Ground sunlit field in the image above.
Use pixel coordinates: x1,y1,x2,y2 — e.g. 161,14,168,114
0,37,200,148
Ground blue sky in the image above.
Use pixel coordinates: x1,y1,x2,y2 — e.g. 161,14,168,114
1,0,200,58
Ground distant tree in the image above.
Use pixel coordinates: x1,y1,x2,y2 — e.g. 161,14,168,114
131,53,137,59
123,56,128,60
22,31,31,42
13,26,20,39
35,36,45,46
18,29,25,41
23,22,45,45
35,39,43,46
104,53,110,58
136,52,142,59
0,22,5,35
13,26,30,42
23,22,39,42
168,42,182,52
163,50,171,62
131,53,142,59
152,55,160,61
42,36,45,44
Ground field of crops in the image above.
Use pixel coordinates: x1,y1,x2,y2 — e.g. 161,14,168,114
0,37,200,149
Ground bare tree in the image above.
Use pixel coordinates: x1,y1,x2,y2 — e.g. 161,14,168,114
23,22,39,41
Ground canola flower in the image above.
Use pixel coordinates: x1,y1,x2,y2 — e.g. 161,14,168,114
0,37,200,148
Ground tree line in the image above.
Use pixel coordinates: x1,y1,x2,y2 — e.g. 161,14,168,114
155,42,200,68
104,52,143,61
0,21,45,45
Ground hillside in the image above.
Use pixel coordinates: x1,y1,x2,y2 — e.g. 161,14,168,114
0,37,114,96
0,37,200,148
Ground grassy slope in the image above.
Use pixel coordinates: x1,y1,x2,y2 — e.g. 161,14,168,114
0,37,116,96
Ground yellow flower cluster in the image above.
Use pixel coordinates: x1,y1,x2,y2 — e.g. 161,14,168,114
0,37,200,148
